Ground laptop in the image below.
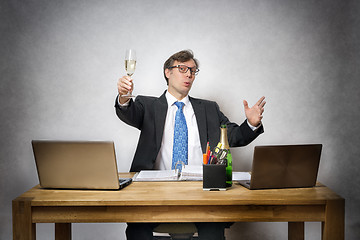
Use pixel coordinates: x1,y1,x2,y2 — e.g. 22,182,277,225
238,144,322,190
32,140,132,190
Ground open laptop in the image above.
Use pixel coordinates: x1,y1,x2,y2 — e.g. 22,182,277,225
32,140,132,190
238,144,322,190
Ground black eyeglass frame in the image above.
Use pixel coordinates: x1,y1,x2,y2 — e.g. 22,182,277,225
168,65,200,76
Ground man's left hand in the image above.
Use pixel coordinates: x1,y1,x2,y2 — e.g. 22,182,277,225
243,96,266,127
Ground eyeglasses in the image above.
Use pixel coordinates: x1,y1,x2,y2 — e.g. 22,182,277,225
168,65,200,76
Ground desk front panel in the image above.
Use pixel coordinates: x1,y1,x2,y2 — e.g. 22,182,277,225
31,204,326,223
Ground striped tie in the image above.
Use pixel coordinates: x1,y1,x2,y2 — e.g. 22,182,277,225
172,102,188,170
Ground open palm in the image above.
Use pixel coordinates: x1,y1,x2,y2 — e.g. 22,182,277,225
243,96,266,127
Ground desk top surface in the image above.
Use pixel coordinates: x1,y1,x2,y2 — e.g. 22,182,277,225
15,173,343,207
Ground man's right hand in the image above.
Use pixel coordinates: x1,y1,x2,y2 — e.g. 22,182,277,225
117,76,134,104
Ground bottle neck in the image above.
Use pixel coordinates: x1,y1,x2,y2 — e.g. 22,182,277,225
220,127,230,149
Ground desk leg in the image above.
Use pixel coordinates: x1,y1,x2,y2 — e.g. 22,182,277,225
12,198,36,240
288,222,304,240
322,199,345,240
55,223,72,240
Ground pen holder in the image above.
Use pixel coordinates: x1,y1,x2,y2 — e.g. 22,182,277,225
203,164,227,191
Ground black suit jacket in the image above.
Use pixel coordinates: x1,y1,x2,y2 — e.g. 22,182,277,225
115,91,264,172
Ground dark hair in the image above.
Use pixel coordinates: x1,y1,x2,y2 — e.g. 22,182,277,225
163,50,199,84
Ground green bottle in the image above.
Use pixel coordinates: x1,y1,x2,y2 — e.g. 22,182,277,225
220,125,232,187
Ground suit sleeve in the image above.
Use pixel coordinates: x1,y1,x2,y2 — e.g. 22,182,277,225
227,120,264,147
114,95,145,130
214,101,264,147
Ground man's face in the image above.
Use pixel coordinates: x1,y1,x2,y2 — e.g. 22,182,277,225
165,59,196,100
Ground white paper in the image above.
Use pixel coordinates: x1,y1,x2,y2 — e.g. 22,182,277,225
133,170,178,181
232,172,251,181
179,165,203,181
133,166,203,182
134,169,250,182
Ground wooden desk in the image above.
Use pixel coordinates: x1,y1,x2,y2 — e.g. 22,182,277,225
13,174,344,240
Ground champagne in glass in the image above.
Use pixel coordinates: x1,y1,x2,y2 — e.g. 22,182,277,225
122,49,136,98
125,59,136,77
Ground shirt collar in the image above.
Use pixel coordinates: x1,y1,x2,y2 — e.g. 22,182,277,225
165,91,190,107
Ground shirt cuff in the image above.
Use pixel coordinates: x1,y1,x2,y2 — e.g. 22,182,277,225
247,120,262,131
117,95,130,107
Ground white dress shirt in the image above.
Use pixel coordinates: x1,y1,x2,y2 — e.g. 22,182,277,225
154,91,203,170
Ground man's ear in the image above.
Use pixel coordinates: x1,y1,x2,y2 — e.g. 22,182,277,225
165,68,171,79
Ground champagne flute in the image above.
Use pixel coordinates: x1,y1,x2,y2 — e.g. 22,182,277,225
122,49,136,98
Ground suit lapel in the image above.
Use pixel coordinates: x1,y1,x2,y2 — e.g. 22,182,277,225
154,92,168,150
190,97,208,153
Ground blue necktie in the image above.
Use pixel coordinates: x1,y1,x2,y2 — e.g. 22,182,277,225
172,102,188,170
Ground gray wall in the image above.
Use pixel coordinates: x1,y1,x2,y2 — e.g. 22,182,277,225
1,0,359,239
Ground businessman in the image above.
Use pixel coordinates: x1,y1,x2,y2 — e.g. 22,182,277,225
115,50,266,240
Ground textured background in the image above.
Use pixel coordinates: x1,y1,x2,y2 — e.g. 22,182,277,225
1,0,359,239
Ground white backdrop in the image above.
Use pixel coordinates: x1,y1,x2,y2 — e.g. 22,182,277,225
1,0,359,239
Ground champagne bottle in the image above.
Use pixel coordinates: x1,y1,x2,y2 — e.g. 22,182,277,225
219,125,232,187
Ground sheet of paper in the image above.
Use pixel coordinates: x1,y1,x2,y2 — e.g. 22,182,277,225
134,168,250,182
179,165,203,181
133,170,178,181
232,172,251,181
